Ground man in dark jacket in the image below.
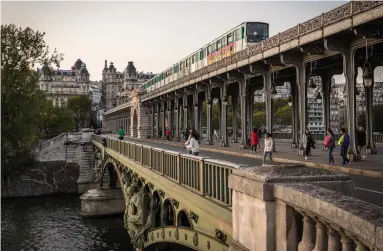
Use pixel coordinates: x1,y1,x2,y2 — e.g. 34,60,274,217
357,127,366,158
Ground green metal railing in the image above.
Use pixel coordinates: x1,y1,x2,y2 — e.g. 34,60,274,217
92,135,248,207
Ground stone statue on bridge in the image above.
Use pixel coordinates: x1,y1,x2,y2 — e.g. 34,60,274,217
93,149,103,179
126,184,150,238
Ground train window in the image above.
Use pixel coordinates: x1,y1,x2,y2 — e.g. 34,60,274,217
186,59,189,67
227,33,233,44
192,55,195,64
200,50,204,59
222,37,226,46
208,45,212,54
216,40,221,49
241,26,245,39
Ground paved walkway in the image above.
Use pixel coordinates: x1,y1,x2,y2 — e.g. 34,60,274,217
103,134,383,206
110,135,383,177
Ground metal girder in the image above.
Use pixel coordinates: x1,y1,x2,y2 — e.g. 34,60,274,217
353,24,383,40
280,51,304,66
226,70,245,82
175,90,184,98
263,55,285,67
250,62,271,74
298,43,325,57
209,77,224,88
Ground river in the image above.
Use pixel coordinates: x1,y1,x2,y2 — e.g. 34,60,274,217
1,195,134,251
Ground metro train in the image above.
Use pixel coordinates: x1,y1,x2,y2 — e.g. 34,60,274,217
142,22,269,93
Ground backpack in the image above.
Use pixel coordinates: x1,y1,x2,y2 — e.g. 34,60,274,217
343,134,350,148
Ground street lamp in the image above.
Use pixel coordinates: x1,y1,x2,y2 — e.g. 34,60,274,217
363,63,373,88
308,61,317,89
316,92,322,104
288,96,292,106
362,40,373,88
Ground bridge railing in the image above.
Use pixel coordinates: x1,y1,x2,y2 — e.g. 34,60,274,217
92,135,248,207
274,183,383,251
272,132,383,143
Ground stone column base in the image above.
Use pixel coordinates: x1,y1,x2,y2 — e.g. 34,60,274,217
366,148,377,155
240,144,249,149
206,141,214,145
232,139,238,143
348,153,361,162
222,142,230,147
291,143,299,148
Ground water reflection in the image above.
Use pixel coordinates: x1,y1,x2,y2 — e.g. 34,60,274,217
1,195,133,251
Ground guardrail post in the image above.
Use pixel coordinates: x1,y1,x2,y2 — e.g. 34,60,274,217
149,148,152,169
161,151,164,175
199,159,205,194
140,146,143,165
176,154,181,183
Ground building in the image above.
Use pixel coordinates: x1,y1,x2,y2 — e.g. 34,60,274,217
101,61,125,110
39,59,91,107
102,60,155,110
117,62,155,105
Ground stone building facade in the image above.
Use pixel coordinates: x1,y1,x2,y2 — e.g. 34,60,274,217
39,59,93,107
101,60,155,110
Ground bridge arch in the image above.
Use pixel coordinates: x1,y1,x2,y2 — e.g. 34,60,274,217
162,199,176,226
177,210,192,228
100,158,119,189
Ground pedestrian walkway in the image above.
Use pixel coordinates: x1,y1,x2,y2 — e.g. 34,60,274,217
106,134,383,179
103,134,383,206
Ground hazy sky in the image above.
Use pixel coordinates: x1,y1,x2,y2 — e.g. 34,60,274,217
2,1,351,81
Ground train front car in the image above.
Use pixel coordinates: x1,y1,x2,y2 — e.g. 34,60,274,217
245,22,269,45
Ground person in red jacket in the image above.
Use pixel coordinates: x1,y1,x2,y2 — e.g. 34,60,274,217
250,128,259,153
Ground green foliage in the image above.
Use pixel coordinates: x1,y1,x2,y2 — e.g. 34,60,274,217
40,99,75,138
67,95,92,130
275,105,292,127
253,111,266,129
1,24,63,175
254,102,265,112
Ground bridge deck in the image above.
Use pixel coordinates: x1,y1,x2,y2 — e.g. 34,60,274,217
104,134,383,207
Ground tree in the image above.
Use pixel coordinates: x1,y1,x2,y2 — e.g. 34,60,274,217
253,111,266,129
67,95,92,130
1,24,63,176
40,99,75,138
275,105,292,127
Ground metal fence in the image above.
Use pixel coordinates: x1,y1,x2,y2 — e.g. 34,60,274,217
92,135,248,207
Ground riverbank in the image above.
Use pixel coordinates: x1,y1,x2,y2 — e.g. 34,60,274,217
1,160,80,198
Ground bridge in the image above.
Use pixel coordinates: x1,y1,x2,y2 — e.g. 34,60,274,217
76,2,383,251
103,1,383,162
87,134,383,251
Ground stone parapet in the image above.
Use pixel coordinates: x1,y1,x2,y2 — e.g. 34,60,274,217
228,164,383,251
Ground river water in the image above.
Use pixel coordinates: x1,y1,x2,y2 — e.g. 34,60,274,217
1,195,134,251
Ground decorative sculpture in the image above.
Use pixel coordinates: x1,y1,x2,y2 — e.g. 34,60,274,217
94,148,103,179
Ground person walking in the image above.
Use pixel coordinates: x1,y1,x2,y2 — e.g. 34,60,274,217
323,128,336,164
185,132,200,156
338,128,350,166
302,130,314,160
117,127,125,140
357,127,366,159
213,129,219,142
250,128,259,153
165,127,171,141
263,133,274,164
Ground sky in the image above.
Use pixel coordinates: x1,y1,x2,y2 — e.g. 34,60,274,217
1,1,366,81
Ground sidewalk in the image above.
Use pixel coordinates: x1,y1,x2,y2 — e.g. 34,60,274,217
110,135,383,179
